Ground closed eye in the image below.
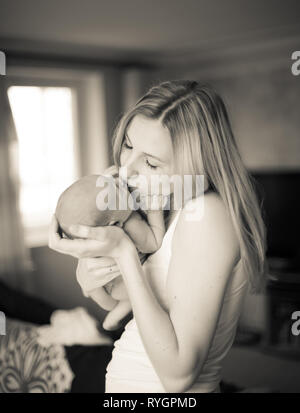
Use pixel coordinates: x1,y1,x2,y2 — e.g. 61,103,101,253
122,136,159,169
123,141,132,150
145,159,158,169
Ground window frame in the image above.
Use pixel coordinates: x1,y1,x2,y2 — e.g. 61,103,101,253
6,66,109,247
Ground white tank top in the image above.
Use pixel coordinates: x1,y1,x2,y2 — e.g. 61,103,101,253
105,196,249,393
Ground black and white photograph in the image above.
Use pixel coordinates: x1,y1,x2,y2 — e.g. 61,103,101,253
0,0,300,398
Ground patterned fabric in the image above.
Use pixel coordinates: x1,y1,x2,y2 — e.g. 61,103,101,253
0,319,74,393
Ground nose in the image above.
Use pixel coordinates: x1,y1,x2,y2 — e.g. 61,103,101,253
120,154,139,186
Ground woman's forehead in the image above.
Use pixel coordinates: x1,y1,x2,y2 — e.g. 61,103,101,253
126,115,173,164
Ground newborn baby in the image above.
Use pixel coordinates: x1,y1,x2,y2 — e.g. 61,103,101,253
55,165,166,330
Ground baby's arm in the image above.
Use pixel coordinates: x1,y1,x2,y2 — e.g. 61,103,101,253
88,286,118,311
123,210,165,254
102,300,132,331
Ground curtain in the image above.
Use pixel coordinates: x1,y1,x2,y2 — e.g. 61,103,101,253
0,77,33,292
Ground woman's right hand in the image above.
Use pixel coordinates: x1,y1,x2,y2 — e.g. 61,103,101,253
76,256,121,297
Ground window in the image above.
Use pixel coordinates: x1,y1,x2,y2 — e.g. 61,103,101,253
8,86,79,247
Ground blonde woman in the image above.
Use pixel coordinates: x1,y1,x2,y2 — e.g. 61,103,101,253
49,80,267,393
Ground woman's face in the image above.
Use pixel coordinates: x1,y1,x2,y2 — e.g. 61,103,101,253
119,115,175,199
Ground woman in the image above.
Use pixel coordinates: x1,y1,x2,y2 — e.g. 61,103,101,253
49,80,267,393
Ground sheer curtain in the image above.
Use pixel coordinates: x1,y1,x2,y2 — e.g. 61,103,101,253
0,77,33,292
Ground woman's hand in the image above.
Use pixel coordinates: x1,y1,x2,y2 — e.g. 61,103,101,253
48,214,134,259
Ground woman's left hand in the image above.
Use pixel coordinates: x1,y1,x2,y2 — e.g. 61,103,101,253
48,215,133,259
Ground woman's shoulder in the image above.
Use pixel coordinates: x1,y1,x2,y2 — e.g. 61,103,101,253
180,191,226,224
173,192,239,259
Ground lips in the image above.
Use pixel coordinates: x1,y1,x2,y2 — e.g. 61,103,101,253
127,177,139,188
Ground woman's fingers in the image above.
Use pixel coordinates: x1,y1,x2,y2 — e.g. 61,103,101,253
48,215,111,258
48,214,63,249
48,213,131,259
67,223,129,259
48,215,79,257
68,224,108,241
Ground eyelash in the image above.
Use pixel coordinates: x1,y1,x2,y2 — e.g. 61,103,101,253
145,159,157,170
122,140,158,170
123,141,132,150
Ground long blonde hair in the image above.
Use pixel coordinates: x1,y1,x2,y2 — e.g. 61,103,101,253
112,79,268,293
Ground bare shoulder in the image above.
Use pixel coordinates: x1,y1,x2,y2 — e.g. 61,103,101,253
176,192,232,232
172,192,240,261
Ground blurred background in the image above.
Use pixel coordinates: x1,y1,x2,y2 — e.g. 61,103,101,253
0,0,300,393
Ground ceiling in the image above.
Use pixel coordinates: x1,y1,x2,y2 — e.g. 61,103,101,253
0,0,300,65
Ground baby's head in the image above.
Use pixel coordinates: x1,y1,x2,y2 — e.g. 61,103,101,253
55,173,132,239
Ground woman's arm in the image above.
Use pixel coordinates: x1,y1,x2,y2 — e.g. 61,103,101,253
115,194,240,393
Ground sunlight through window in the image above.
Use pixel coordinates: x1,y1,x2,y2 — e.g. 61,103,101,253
8,86,78,246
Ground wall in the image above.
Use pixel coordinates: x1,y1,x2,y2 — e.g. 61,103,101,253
222,345,300,392
193,68,300,171
29,246,105,320
157,35,300,171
